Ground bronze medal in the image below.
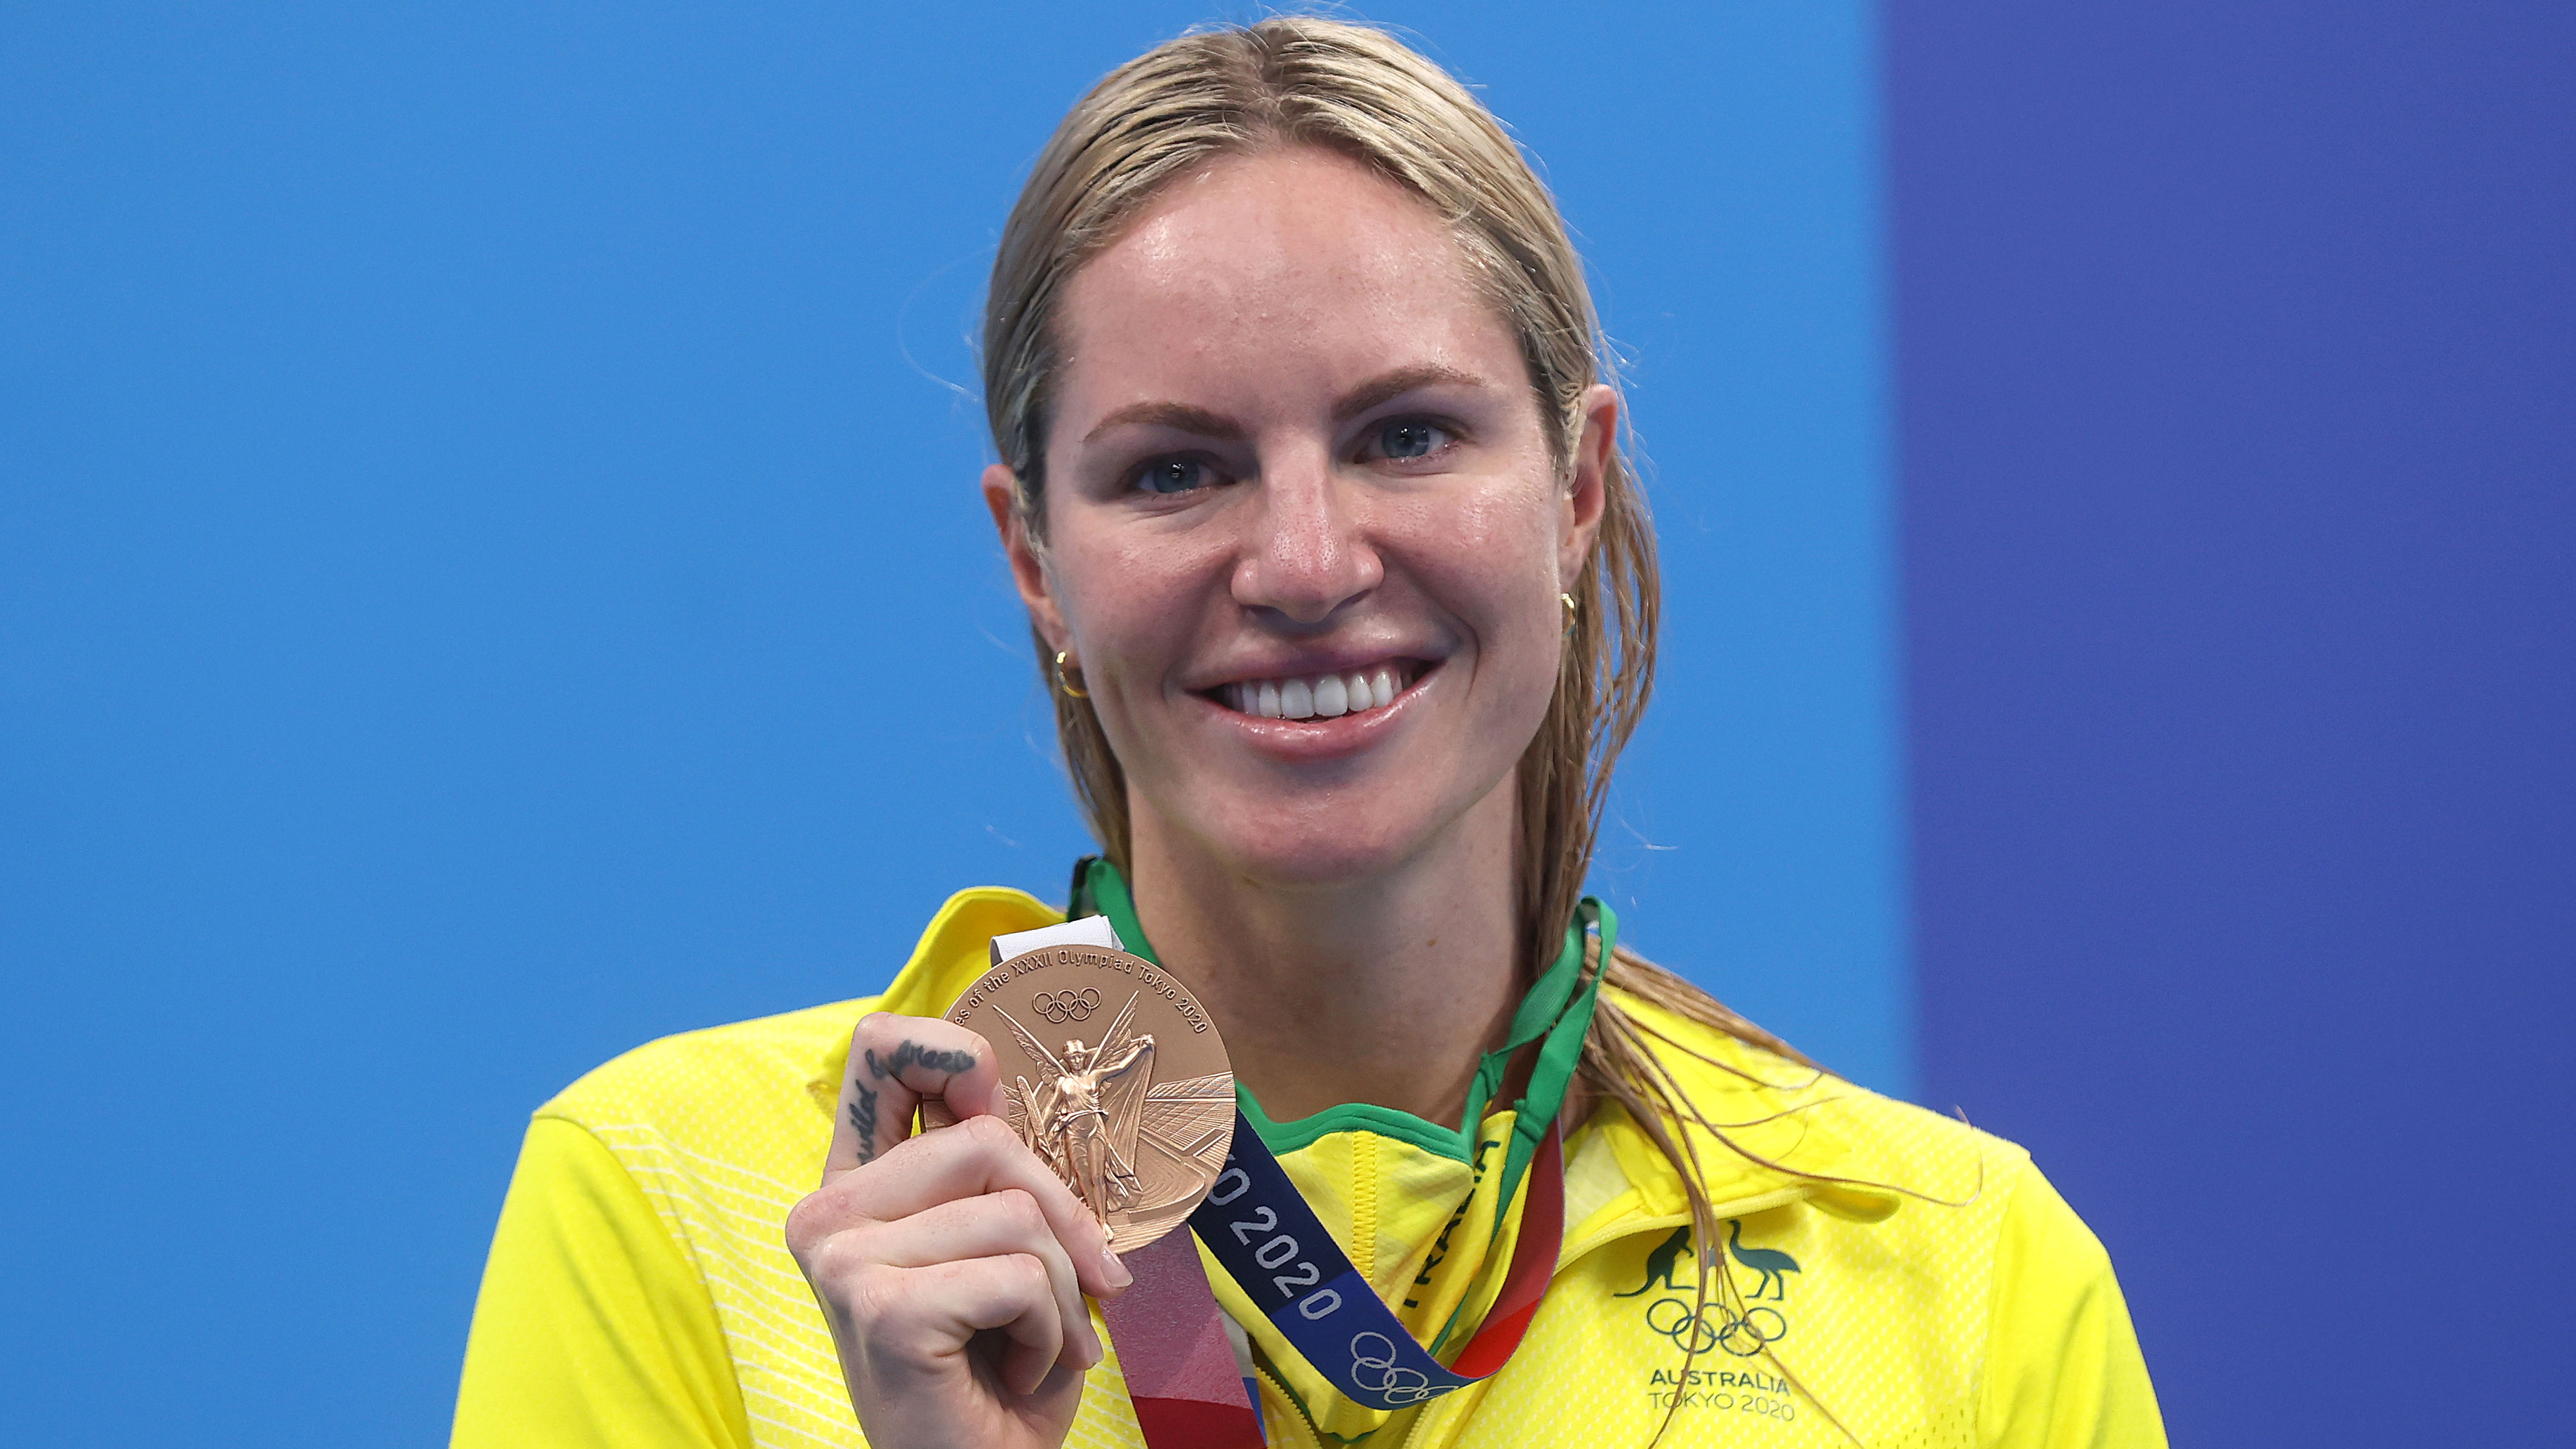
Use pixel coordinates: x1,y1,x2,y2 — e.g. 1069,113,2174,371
933,944,1236,1252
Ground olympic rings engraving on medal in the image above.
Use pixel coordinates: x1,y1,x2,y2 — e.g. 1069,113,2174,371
1644,1297,1788,1357
1347,1332,1435,1405
1030,988,1101,1024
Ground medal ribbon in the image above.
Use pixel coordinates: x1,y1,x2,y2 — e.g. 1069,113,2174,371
1097,1115,1563,1449
1188,1106,1565,1411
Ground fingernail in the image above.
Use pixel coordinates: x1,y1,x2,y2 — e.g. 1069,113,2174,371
1101,1247,1132,1290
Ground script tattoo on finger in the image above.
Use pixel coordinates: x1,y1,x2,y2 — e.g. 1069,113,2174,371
849,1085,881,1165
863,1040,978,1081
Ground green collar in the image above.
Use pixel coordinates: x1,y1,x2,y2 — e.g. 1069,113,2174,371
1066,857,1613,1183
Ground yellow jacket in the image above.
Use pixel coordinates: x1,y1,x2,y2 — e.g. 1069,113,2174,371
456,887,2163,1448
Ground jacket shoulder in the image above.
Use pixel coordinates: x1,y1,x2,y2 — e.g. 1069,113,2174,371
501,998,886,1446
1599,984,2033,1231
1807,1071,2035,1202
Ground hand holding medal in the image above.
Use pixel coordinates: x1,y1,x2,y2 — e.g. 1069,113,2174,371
787,1005,1136,1449
788,919,1250,1449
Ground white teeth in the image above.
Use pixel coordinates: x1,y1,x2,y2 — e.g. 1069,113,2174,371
1222,664,1414,720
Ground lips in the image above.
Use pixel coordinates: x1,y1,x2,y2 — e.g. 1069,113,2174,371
1212,661,1423,720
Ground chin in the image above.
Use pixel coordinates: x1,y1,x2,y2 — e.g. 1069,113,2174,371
1186,790,1476,890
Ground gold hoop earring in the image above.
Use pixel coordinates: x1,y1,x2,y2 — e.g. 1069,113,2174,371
1054,651,1090,699
1560,593,1579,635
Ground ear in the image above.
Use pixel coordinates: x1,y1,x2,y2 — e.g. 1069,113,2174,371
1558,383,1617,589
983,463,1070,652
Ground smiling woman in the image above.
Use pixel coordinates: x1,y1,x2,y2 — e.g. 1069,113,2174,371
453,18,2163,1449
1001,143,1610,995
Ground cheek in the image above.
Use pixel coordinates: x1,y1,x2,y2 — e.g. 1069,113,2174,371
1390,480,1565,640
1048,520,1223,677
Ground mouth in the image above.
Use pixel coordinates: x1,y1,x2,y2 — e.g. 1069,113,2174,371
1206,660,1428,721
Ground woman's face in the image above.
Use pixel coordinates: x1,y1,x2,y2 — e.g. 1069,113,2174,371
988,146,1612,889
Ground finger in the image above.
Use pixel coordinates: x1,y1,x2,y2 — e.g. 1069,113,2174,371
851,1114,1131,1299
844,1189,1103,1369
823,1014,1002,1183
836,1253,1068,1401
934,1253,1070,1399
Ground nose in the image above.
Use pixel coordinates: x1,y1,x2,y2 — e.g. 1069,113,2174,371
1232,444,1383,626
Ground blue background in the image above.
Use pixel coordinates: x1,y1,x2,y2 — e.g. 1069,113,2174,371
6,2,2569,1445
1,4,1901,1443
1892,4,2573,1442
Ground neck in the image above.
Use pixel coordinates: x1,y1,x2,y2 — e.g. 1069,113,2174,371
1122,786,1525,1128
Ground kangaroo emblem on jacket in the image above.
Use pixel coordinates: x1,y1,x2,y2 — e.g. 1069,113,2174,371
1616,1225,1695,1297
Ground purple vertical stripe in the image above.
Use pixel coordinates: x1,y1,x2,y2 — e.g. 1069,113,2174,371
1890,2,2576,1441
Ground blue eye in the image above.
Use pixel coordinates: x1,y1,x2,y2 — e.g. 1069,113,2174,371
1135,458,1220,494
1375,420,1449,460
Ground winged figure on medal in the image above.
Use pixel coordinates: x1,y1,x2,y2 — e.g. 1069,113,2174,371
992,992,1235,1244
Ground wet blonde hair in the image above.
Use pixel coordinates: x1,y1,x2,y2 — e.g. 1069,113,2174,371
982,18,1832,1403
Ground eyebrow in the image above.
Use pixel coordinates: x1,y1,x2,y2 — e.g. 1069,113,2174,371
1082,401,1241,444
1080,363,1492,444
1332,363,1488,422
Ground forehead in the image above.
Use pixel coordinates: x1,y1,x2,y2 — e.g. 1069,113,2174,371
1055,147,1508,403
